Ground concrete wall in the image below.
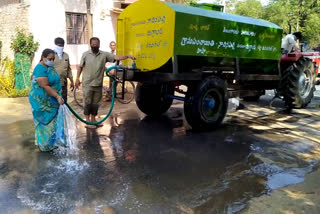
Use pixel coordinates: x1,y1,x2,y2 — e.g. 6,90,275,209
0,0,31,60
92,0,117,51
1,0,120,70
29,0,116,68
29,0,86,67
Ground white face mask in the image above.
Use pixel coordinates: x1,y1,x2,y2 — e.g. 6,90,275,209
54,45,64,59
45,60,54,67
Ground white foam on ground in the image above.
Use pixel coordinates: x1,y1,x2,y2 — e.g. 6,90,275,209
107,181,130,206
54,159,89,174
17,157,89,212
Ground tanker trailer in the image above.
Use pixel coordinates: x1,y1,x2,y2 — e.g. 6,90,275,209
116,0,316,130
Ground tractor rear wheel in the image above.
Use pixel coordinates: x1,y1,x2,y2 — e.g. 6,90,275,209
280,58,315,108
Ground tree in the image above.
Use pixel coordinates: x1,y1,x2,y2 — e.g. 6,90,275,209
201,0,237,12
230,0,320,48
232,0,265,19
264,1,291,34
303,13,320,47
184,0,198,5
164,0,197,5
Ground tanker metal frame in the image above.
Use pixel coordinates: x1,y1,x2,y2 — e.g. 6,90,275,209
116,0,319,130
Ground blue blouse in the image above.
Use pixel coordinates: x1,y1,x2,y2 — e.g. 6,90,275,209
29,64,62,125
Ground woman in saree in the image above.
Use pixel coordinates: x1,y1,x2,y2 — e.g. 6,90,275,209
29,49,66,152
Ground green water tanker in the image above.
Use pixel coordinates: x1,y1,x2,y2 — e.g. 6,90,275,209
116,0,318,130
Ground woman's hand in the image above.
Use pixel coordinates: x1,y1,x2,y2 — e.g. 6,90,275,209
57,96,64,105
37,77,64,104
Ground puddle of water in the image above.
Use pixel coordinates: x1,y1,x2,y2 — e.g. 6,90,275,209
251,163,311,190
267,172,304,189
266,161,317,190
227,201,247,214
0,105,320,214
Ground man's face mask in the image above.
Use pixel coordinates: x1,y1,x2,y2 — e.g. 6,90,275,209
54,45,64,53
91,46,99,53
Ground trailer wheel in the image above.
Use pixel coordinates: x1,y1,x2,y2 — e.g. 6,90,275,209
135,83,174,116
280,58,315,108
184,76,228,130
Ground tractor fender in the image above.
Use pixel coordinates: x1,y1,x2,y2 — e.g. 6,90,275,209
280,53,303,62
281,52,320,76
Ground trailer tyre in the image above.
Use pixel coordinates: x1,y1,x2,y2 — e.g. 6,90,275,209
184,76,228,130
135,83,174,116
281,58,315,108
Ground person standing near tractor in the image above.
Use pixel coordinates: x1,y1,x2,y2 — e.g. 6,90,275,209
281,32,302,54
53,37,74,102
75,37,135,129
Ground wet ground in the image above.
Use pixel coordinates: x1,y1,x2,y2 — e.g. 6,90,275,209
1,90,320,214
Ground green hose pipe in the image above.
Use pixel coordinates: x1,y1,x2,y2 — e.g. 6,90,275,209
65,66,119,125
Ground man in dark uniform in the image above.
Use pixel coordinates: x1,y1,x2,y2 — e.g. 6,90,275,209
53,37,74,102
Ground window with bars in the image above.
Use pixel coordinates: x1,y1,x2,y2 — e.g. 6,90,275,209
66,13,88,45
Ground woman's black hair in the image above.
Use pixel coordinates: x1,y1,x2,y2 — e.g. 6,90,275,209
40,48,55,62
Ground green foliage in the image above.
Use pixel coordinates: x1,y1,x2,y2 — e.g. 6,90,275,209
0,59,15,96
303,13,320,48
229,0,320,48
164,0,198,5
232,0,265,19
10,29,39,56
7,88,30,98
183,0,198,5
0,58,30,97
263,1,291,34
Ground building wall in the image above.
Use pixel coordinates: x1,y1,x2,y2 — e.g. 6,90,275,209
29,0,117,68
0,0,22,8
0,0,31,60
92,0,117,50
